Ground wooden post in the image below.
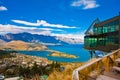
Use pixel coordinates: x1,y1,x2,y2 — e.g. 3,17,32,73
113,53,116,61
105,56,110,72
118,15,120,48
85,68,88,80
115,52,118,59
97,61,100,75
118,51,120,57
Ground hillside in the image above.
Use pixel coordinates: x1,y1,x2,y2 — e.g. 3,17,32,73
0,39,6,45
0,33,66,44
0,32,83,44
0,40,47,51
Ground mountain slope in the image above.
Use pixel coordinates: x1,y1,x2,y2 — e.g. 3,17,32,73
0,33,66,44
0,39,6,45
0,40,47,50
0,32,83,44
56,37,83,44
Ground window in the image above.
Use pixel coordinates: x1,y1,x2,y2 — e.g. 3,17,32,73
93,19,119,34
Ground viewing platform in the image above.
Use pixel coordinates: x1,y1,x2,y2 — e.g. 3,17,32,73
72,49,120,80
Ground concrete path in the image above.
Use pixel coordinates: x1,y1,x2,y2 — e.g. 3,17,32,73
5,77,20,80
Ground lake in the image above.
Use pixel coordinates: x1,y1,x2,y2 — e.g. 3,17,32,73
18,44,91,62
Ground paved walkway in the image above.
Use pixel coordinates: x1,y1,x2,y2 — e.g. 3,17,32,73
5,77,20,80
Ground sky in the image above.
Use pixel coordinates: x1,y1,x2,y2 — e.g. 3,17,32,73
0,0,120,40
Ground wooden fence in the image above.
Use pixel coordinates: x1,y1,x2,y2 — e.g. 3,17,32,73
72,49,120,80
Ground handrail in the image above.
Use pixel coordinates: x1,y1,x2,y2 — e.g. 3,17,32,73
76,49,120,71
72,49,120,80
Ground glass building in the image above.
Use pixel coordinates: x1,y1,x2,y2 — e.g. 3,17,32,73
84,15,120,52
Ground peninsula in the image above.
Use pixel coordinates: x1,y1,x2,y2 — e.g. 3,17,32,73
47,50,78,59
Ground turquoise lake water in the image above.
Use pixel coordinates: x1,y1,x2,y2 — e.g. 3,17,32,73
18,44,91,62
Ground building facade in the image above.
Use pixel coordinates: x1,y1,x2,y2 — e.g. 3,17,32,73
84,15,120,52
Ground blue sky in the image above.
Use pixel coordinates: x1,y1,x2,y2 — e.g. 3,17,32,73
0,0,120,40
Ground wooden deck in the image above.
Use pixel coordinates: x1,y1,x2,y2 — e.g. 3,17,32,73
72,49,120,80
115,58,120,62
112,66,120,72
103,71,120,79
96,75,118,80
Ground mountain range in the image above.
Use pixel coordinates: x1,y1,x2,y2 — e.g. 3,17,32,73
0,32,83,45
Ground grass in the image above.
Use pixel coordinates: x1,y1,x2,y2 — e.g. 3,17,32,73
48,62,84,80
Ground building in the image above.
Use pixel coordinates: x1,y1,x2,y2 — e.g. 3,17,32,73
84,14,120,52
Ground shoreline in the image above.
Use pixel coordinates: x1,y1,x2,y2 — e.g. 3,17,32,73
1,48,89,63
0,50,97,80
16,49,79,59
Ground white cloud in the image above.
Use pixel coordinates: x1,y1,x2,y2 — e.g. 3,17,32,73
71,0,99,9
51,33,84,40
12,20,76,28
0,6,7,11
12,20,40,26
0,24,61,35
51,33,84,43
0,24,84,42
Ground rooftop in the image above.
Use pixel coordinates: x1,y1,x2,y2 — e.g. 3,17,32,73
95,15,120,28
